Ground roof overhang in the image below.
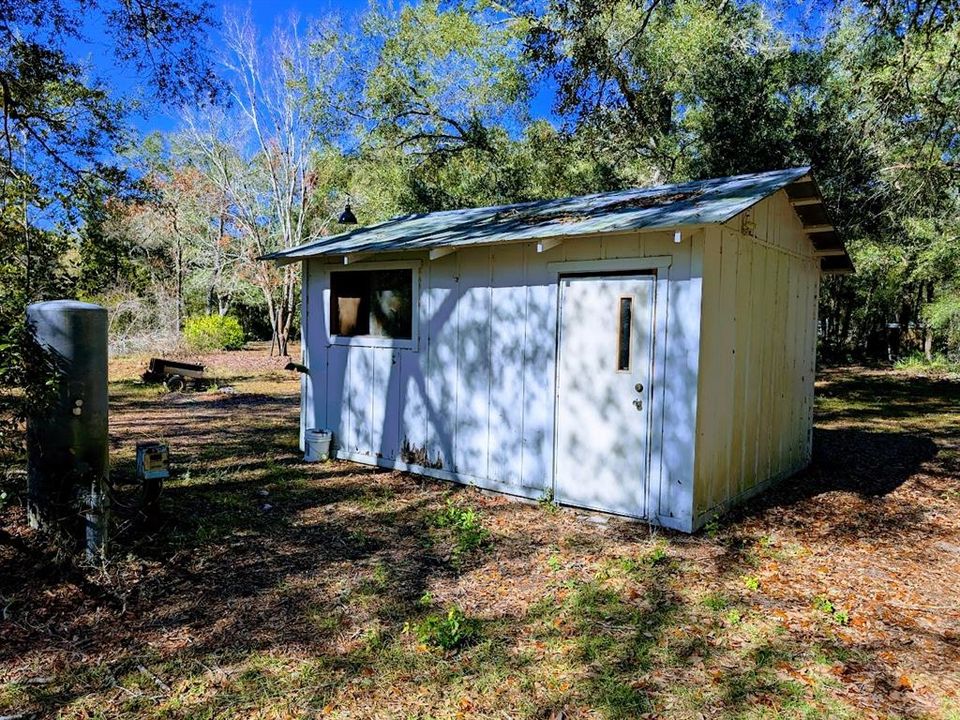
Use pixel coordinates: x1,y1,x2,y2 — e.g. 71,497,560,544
784,175,854,274
263,167,852,274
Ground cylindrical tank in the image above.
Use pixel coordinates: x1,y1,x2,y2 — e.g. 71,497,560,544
25,300,109,558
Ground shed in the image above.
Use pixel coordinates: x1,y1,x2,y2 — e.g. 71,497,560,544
266,167,851,532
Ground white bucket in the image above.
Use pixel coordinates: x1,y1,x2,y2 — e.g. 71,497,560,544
304,429,333,462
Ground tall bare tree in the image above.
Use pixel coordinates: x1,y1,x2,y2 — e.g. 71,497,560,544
180,13,343,356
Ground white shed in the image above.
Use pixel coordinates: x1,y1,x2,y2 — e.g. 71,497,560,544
267,167,851,532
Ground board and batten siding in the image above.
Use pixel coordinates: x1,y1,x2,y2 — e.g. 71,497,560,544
692,190,820,526
300,230,705,530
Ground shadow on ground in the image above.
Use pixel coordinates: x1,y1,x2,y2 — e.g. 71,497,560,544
1,368,959,719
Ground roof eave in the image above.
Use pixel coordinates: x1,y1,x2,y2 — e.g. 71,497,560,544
263,221,718,265
782,172,854,275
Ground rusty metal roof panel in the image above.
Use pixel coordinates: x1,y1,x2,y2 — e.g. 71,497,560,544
266,167,815,262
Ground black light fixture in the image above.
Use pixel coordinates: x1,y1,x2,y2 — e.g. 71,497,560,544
338,201,358,225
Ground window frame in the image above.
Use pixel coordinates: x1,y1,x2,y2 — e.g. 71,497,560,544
324,260,421,350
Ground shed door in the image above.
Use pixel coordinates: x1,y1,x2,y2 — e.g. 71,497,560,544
555,274,655,517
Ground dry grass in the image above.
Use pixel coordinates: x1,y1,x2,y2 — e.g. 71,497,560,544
1,356,959,719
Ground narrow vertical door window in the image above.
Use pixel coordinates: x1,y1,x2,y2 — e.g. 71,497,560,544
617,296,632,371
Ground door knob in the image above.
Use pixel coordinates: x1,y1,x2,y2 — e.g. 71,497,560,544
634,383,643,393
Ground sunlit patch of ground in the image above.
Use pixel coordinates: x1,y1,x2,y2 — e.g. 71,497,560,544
1,354,959,719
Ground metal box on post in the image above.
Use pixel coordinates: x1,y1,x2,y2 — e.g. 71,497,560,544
136,442,170,480
136,441,168,523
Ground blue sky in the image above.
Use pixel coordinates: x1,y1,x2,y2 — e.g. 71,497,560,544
97,0,566,139
99,0,819,139
118,1,379,136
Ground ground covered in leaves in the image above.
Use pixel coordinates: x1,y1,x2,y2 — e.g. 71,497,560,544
1,352,959,719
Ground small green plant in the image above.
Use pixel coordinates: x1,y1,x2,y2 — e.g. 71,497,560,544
742,574,761,592
644,544,669,567
429,499,490,562
702,592,729,611
360,625,385,650
183,314,245,351
812,595,850,625
704,517,720,538
812,595,833,614
725,608,743,625
413,607,481,650
547,554,563,572
418,591,433,607
538,487,558,512
372,562,389,588
348,529,371,547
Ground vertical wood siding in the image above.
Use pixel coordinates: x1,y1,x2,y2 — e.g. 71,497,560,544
692,191,820,523
302,231,704,525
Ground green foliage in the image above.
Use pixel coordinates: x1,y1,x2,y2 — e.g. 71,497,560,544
702,592,730,611
0,0,217,451
361,0,529,157
428,499,490,562
742,574,761,592
923,295,960,358
812,595,850,626
644,544,669,567
538,485,559,513
183,315,245,352
894,353,960,374
704,517,721,538
413,607,481,651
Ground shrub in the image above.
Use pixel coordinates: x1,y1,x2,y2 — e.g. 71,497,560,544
414,607,481,650
183,314,245,352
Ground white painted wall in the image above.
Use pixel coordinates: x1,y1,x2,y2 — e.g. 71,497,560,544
300,201,821,532
301,230,704,527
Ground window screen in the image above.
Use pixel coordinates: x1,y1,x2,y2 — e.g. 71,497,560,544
330,269,413,339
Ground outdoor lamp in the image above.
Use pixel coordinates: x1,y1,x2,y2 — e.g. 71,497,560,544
338,202,358,225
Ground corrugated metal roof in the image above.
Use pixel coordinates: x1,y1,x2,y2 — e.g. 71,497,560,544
266,167,815,263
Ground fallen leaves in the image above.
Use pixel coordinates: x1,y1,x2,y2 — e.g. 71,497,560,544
3,365,960,719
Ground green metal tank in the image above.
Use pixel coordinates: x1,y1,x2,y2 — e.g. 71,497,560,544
25,300,109,558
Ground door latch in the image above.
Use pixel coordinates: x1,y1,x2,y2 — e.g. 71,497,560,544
632,398,643,411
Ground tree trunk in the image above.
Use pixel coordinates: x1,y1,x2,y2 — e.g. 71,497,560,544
176,237,184,330
924,282,935,360
209,214,225,316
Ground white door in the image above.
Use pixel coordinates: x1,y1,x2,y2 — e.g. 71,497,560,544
554,274,656,517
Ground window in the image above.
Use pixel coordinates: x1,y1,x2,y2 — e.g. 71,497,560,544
616,296,632,371
330,269,414,340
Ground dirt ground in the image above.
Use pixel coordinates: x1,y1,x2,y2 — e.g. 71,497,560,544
1,350,959,719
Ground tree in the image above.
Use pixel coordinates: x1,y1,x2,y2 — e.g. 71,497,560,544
813,0,960,359
360,0,530,158
0,0,218,453
178,13,349,356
